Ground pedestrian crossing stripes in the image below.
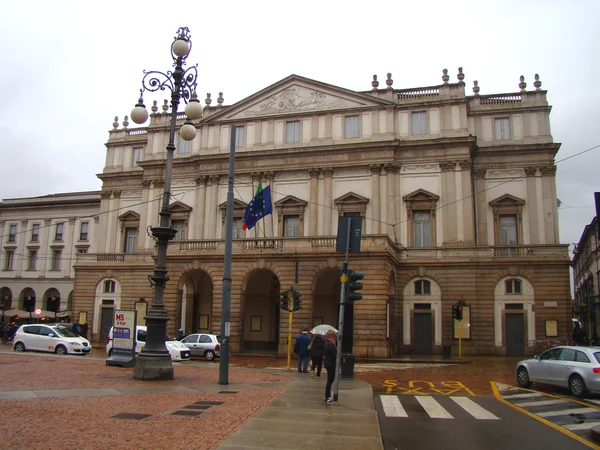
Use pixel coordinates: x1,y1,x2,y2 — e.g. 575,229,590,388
379,395,499,420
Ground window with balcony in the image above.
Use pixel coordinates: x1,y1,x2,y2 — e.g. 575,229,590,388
177,134,191,154
51,249,61,271
79,222,89,241
8,224,17,243
499,215,518,245
411,111,427,135
232,218,243,238
413,212,431,248
495,118,511,140
505,279,522,295
4,250,14,271
344,115,360,138
414,280,431,295
55,223,64,241
274,195,307,237
490,194,524,247
284,215,300,237
31,224,39,242
27,250,37,271
235,126,245,148
404,189,438,248
286,120,300,143
123,228,137,253
132,147,143,167
172,220,185,240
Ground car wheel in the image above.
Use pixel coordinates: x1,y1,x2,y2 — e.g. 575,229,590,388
55,345,68,356
517,366,532,388
205,350,215,361
569,374,589,398
14,342,26,352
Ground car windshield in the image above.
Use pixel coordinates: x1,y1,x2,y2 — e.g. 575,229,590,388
54,326,78,338
594,352,600,364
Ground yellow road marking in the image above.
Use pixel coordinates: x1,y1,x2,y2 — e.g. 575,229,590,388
383,380,475,396
491,382,600,450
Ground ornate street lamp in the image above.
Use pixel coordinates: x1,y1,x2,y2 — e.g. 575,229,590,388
130,27,202,380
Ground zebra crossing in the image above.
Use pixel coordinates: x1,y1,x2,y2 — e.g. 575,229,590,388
379,394,500,420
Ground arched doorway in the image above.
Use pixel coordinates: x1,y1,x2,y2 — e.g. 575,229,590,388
43,288,61,314
178,270,213,334
20,288,36,314
241,270,280,352
313,268,341,331
0,287,12,311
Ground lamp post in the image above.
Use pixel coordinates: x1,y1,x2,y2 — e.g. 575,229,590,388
129,27,202,380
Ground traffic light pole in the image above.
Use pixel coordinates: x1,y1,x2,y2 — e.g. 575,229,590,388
333,218,352,402
287,292,293,371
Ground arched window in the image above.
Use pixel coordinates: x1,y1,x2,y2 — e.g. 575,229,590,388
505,279,522,295
104,280,116,293
414,280,431,295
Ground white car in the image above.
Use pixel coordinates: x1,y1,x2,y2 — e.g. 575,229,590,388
106,326,190,362
13,324,92,355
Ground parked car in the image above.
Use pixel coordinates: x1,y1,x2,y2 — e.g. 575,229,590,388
106,326,190,362
516,345,600,398
13,324,92,355
180,333,221,361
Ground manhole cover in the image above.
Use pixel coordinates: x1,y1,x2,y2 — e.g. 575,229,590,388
110,413,151,420
171,410,204,416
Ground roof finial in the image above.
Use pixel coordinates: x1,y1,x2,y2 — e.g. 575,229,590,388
472,80,480,96
217,92,224,107
112,116,119,130
442,69,449,84
457,67,465,86
151,100,158,114
519,75,527,92
533,74,542,90
372,74,379,90
386,73,393,90
162,99,169,113
205,93,212,107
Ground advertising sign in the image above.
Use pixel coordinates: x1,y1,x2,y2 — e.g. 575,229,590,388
106,309,136,368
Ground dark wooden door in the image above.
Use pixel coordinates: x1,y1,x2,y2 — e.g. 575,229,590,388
413,313,432,354
100,307,113,343
506,313,525,356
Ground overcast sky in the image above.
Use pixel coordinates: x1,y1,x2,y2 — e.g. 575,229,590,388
1,0,599,249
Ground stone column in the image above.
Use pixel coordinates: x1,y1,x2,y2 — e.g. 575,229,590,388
42,218,52,274
265,172,275,237
459,160,473,244
17,219,27,277
109,190,121,252
439,161,456,245
309,168,320,236
100,191,112,253
384,164,398,238
138,180,152,250
370,165,381,234
207,175,221,240
473,169,487,245
323,168,334,235
193,176,208,240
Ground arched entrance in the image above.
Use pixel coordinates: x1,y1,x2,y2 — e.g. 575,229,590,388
241,270,280,352
178,270,213,334
20,288,36,313
313,268,341,331
43,288,61,314
0,287,12,310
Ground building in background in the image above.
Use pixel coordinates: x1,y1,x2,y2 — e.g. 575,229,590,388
12,70,570,357
0,192,100,325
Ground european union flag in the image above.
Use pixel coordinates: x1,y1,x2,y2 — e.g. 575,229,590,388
242,183,272,230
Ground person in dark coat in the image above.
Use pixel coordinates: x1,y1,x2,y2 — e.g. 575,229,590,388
310,334,325,377
323,329,338,402
295,329,311,373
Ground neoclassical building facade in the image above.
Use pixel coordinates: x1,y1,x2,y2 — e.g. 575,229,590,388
69,70,570,357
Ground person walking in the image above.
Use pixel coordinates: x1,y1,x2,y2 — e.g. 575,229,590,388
295,329,311,373
323,329,338,402
310,333,324,377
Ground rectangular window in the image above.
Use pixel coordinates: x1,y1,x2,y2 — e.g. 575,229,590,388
235,126,245,148
51,249,61,271
413,211,431,248
172,220,185,240
411,111,427,135
499,215,518,245
495,118,511,140
177,134,191,154
4,250,14,271
286,121,300,143
55,223,63,241
31,224,39,242
284,215,300,237
28,250,37,271
8,224,17,242
124,227,138,253
232,218,243,238
132,147,143,167
79,222,89,241
344,115,360,138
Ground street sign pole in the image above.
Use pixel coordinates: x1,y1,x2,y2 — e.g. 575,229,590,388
333,217,352,402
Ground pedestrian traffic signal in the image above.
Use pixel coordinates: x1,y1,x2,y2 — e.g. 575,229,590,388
280,290,289,311
347,270,364,301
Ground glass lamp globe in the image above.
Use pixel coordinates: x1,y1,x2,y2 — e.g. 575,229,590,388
185,99,203,120
131,105,148,124
172,39,190,57
179,123,196,141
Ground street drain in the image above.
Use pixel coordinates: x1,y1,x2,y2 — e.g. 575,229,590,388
184,405,212,410
219,391,238,394
193,401,224,406
171,410,204,417
111,413,151,420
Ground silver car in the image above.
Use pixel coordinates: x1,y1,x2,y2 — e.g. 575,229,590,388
516,346,600,398
180,333,221,361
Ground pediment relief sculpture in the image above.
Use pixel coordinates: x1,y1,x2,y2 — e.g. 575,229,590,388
243,88,348,117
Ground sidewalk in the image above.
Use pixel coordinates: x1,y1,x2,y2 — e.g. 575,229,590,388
219,371,382,450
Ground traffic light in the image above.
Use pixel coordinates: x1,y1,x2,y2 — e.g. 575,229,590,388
292,289,302,311
280,290,289,311
452,302,463,320
347,270,364,302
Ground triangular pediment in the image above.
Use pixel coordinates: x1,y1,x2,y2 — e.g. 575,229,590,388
202,74,394,122
489,194,525,207
334,192,369,205
118,210,140,221
219,198,248,211
169,201,193,213
273,195,308,207
403,189,439,202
